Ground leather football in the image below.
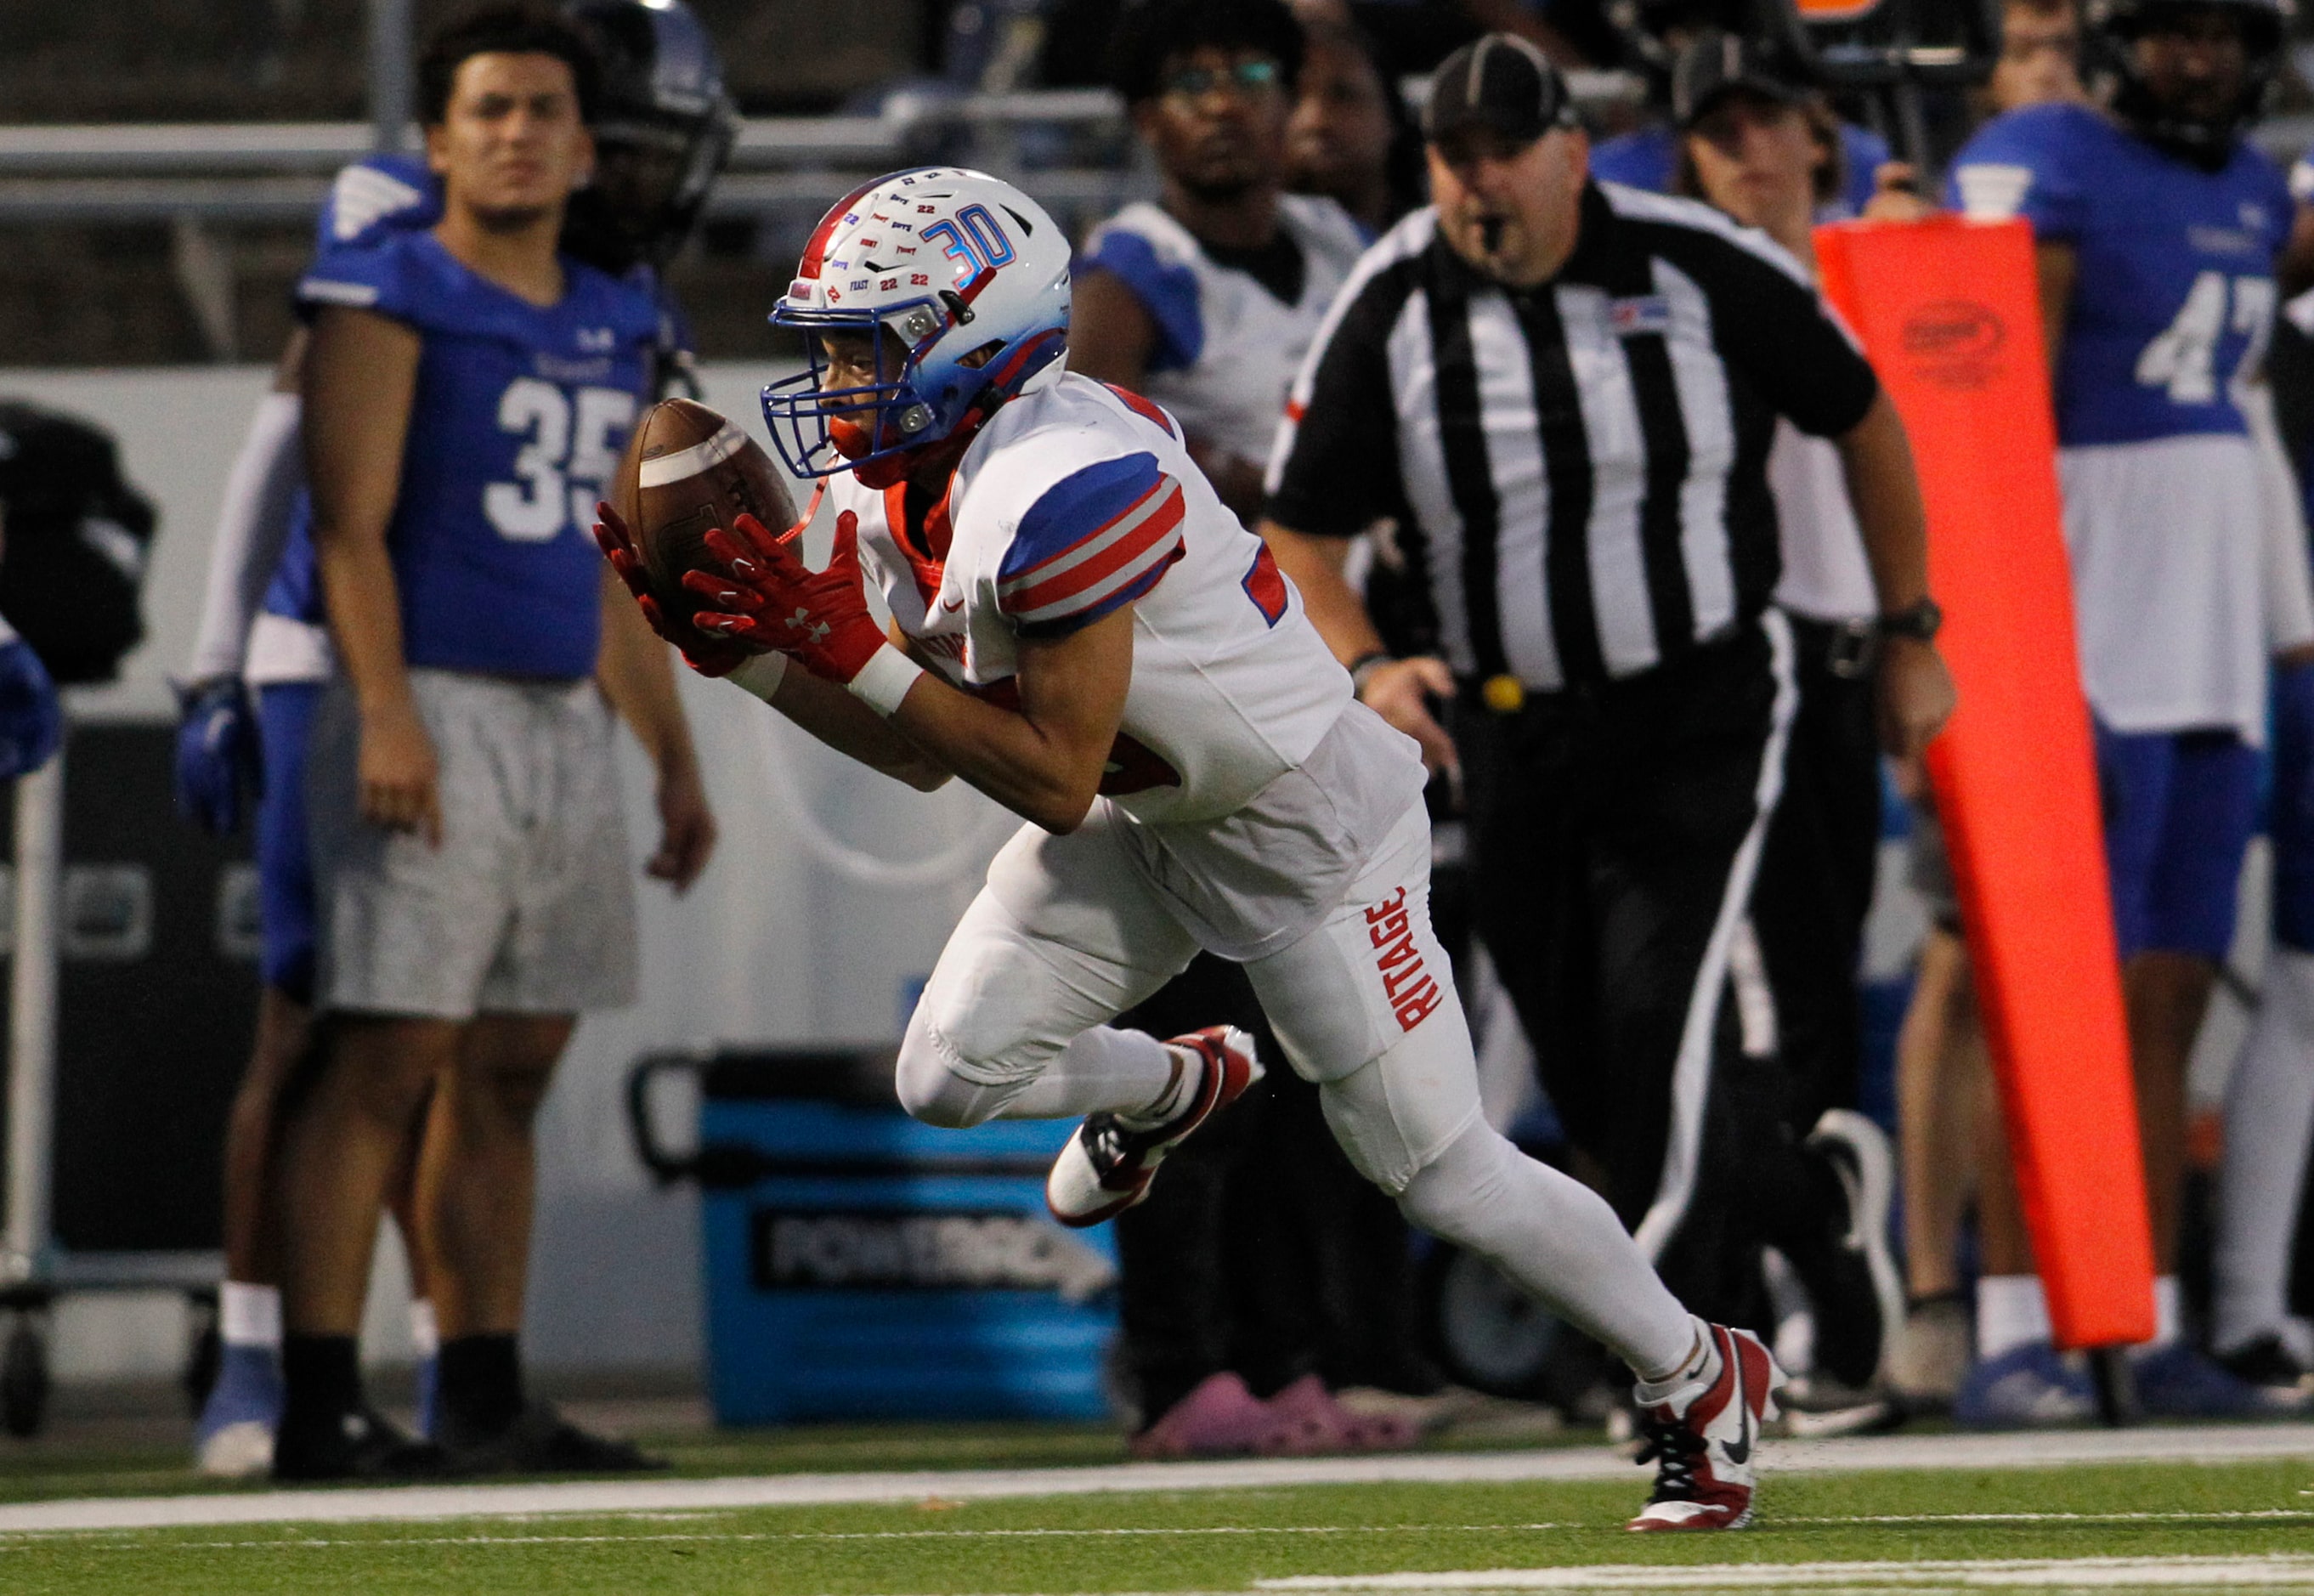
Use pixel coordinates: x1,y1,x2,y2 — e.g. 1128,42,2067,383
611,398,800,649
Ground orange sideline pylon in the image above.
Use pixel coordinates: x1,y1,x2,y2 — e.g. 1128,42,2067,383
1816,213,2156,1349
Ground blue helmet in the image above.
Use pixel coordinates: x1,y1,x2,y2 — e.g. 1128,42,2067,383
562,0,736,272
2090,0,2289,161
761,168,1072,483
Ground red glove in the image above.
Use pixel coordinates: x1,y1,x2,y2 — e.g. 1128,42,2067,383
684,506,890,685
592,500,752,679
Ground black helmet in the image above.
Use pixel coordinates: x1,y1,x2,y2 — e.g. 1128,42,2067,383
561,0,737,274
2089,0,2289,162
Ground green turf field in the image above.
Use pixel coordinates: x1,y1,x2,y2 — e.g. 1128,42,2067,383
1,1456,2310,1593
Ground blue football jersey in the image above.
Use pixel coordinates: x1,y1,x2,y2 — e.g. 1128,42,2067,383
1949,103,2291,449
1587,121,1891,218
312,153,443,252
309,155,696,378
272,230,660,680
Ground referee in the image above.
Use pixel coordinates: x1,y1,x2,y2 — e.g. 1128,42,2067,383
1260,33,1955,1381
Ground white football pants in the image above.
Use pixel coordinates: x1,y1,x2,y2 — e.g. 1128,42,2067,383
894,797,1698,1378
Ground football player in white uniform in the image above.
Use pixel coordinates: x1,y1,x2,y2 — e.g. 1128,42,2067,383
599,167,1780,1531
1071,0,1371,522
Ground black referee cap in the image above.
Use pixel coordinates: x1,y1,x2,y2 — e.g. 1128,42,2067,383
1423,33,1579,147
1671,31,1810,127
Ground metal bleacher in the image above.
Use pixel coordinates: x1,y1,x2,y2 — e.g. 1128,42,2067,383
0,90,1143,225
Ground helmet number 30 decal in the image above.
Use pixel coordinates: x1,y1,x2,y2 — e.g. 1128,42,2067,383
922,204,1016,283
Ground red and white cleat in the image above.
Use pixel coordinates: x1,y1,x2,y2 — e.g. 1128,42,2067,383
1626,1322,1784,1531
1045,1026,1261,1228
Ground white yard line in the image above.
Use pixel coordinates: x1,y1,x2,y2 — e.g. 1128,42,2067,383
0,1423,2309,1536
1259,1554,2314,1589
14,1511,2314,1554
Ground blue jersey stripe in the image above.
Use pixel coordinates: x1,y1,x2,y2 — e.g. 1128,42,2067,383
1001,452,1168,582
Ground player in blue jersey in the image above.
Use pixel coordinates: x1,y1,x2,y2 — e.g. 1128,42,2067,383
176,145,445,1483
2215,234,2314,1399
238,3,709,1482
1948,0,2314,1421
178,0,733,1479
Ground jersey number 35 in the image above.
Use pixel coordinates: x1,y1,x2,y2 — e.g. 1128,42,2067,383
486,376,638,542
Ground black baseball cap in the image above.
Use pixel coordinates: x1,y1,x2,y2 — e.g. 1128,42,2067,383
1671,31,1810,127
1422,33,1579,147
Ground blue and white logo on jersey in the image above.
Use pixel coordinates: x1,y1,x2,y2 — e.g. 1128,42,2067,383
1949,103,2293,448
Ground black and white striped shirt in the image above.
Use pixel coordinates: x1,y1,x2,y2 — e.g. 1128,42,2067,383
1264,181,1879,690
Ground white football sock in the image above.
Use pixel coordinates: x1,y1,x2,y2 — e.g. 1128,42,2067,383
1633,1317,1720,1402
1976,1273,2051,1361
899,1022,1182,1129
218,1282,281,1352
1397,1120,1698,1382
1004,1027,1184,1122
409,1299,439,1361
2216,945,2314,1355
1113,1042,1206,1129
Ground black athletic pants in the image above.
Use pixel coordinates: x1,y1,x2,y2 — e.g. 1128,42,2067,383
1457,618,1831,1326
1749,612,1884,1129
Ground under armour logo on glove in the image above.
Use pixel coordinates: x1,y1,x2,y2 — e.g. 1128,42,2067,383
593,499,755,679
686,507,890,686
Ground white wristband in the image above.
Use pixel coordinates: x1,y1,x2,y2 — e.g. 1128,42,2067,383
726,651,789,704
846,642,925,717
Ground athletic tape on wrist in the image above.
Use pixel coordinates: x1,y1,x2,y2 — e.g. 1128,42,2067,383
727,650,789,704
847,643,925,717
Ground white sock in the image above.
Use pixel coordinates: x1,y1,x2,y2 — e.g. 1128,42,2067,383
2216,946,2314,1354
934,1026,1180,1125
1976,1274,2051,1361
2130,1276,2183,1357
1395,1120,1699,1381
1633,1316,1720,1401
218,1281,281,1351
1114,1042,1205,1129
409,1299,439,1361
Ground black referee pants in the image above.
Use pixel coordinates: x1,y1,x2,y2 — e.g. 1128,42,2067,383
1749,612,1884,1129
1458,617,1829,1327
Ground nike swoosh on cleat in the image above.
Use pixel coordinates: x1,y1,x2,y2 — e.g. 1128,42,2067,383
1723,1347,1755,1466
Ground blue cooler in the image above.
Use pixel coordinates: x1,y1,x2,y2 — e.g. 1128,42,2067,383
628,1047,1119,1426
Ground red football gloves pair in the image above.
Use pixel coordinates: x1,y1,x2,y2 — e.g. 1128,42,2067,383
593,491,890,688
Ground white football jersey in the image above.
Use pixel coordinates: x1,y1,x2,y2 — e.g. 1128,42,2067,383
835,374,1354,823
1766,422,1875,625
1081,195,1370,462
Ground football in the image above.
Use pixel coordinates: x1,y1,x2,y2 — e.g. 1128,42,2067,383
610,397,800,650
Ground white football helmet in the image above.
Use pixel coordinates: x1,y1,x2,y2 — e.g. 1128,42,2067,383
762,167,1072,480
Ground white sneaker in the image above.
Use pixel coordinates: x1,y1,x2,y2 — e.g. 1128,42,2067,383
196,1418,274,1479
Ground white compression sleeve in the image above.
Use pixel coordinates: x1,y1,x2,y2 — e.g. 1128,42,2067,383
185,393,304,682
1396,1119,1697,1380
2215,946,2314,1353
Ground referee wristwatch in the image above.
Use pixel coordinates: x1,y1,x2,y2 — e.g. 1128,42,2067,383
1876,597,1943,643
